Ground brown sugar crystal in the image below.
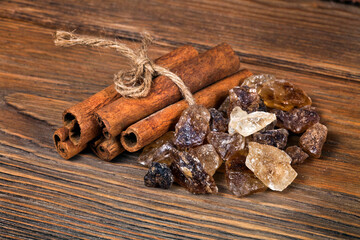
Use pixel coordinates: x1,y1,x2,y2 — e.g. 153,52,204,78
206,131,246,163
259,79,312,111
209,108,228,132
246,142,297,191
226,158,267,197
286,146,309,165
240,74,276,93
271,106,320,134
227,86,266,116
252,128,289,149
138,132,175,167
188,144,222,176
299,123,328,158
170,149,218,194
174,105,211,149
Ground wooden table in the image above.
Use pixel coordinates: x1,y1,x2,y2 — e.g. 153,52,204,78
0,1,359,239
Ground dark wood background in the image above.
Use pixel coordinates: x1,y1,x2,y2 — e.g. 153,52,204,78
0,1,359,239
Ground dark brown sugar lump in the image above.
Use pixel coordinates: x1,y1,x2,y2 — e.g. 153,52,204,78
286,146,309,165
271,106,320,134
252,128,289,149
174,105,210,149
209,108,228,132
170,149,218,194
206,131,246,163
228,86,266,115
144,162,174,189
299,123,328,158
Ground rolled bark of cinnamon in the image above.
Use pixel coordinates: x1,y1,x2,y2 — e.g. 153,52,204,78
63,85,118,145
57,140,87,160
54,126,69,143
90,137,124,161
96,43,240,139
54,45,198,159
121,69,252,152
63,45,199,146
54,127,87,159
94,70,251,161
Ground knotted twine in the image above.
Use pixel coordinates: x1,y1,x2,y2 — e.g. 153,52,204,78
54,31,196,106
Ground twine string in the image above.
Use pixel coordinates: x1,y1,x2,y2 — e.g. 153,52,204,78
54,31,196,105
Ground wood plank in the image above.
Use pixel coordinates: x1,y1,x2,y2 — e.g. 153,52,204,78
0,0,359,80
0,128,359,239
5,93,72,126
0,17,169,102
0,12,359,240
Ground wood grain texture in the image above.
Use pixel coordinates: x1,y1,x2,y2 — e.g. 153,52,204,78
5,93,72,127
0,1,359,239
0,0,359,81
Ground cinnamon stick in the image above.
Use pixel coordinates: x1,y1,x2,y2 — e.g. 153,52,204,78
63,45,199,146
54,45,198,160
96,43,240,139
93,70,251,161
54,126,69,142
90,137,124,161
89,70,251,161
54,127,87,159
121,69,252,152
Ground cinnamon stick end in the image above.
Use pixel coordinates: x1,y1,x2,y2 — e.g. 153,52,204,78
95,113,112,139
62,111,82,145
54,127,69,143
121,129,141,152
56,141,73,160
54,127,86,160
91,138,125,161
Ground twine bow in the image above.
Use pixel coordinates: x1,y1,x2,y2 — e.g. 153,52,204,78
54,31,195,105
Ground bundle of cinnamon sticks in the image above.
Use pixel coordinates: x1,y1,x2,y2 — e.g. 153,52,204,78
54,43,252,161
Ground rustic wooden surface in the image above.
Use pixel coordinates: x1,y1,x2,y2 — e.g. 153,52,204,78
0,1,359,239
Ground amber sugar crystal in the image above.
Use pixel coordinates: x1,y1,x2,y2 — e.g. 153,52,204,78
241,74,276,93
246,142,297,191
138,131,175,167
259,79,312,111
188,144,222,176
226,157,267,197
